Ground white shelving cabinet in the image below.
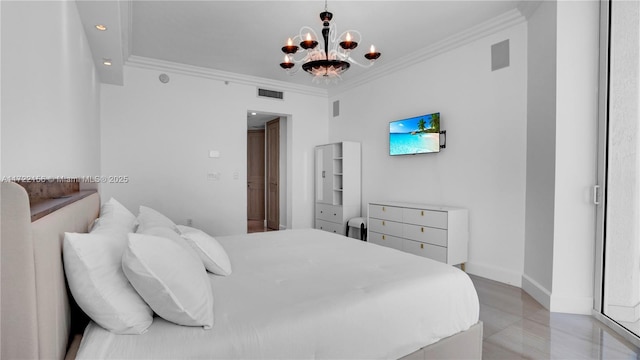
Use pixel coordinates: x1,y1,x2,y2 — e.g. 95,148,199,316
367,201,469,266
315,142,361,235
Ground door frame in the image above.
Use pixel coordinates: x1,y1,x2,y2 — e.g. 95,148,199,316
592,0,640,348
266,118,280,229
246,111,291,230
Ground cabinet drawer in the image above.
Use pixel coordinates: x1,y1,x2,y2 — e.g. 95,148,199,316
316,204,343,223
369,218,403,237
315,219,345,235
369,232,403,251
402,208,448,229
403,240,447,263
369,204,403,222
403,224,447,247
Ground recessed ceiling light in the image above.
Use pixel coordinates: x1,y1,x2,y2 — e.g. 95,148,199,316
95,24,107,31
251,112,257,116
103,59,112,66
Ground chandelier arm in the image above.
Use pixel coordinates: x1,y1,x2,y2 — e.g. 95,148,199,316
328,23,338,57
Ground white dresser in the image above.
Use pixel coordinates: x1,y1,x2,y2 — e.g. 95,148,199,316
367,201,468,265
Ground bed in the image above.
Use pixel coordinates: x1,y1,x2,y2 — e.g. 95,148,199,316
1,181,482,359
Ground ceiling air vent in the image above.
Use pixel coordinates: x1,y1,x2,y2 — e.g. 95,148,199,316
257,88,284,100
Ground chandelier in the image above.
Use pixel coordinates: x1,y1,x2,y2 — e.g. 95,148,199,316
279,1,381,83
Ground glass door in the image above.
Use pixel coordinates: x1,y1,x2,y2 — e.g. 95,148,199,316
595,0,640,346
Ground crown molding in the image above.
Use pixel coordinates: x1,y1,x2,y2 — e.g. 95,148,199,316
126,56,328,98
125,7,526,99
328,8,527,97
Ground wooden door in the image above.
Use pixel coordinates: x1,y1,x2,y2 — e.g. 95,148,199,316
266,119,279,230
247,130,265,221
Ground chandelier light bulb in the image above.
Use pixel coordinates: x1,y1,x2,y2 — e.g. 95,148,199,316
280,55,295,70
339,32,358,51
365,44,381,61
300,32,319,50
281,38,299,54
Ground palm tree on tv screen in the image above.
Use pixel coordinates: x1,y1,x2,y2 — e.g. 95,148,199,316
430,113,440,132
417,118,426,132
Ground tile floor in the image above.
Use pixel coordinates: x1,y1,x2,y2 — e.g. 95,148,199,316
472,275,640,359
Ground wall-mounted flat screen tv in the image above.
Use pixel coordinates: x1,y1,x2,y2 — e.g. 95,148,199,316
389,112,440,156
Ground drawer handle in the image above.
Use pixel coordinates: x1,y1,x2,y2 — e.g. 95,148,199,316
420,243,424,249
382,206,386,211
382,220,385,226
421,210,424,216
382,235,386,240
421,227,424,233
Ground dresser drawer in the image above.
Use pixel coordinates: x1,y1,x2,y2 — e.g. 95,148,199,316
369,204,403,222
316,204,343,223
403,224,447,247
403,208,448,229
315,219,345,235
369,232,403,251
369,218,403,237
403,239,447,263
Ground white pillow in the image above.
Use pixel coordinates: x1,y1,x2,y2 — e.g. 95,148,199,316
63,232,153,334
137,206,178,233
138,226,203,264
92,198,137,232
177,225,232,276
122,233,214,329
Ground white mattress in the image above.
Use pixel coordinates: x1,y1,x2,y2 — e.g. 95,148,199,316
76,229,479,359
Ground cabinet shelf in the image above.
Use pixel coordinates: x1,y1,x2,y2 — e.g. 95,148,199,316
315,142,361,235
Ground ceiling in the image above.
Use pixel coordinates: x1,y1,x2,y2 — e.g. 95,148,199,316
77,1,535,90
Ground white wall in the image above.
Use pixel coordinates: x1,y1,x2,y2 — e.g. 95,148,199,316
551,0,600,314
523,1,599,315
1,1,100,177
100,66,328,236
329,22,528,285
523,0,557,308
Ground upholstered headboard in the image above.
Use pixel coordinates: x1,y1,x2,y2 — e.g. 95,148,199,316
1,182,100,360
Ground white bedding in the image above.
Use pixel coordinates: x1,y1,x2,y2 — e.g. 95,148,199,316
76,229,479,359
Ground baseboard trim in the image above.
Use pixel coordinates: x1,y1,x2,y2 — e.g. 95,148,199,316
550,294,593,315
520,274,593,314
465,261,522,287
522,273,551,310
605,302,640,322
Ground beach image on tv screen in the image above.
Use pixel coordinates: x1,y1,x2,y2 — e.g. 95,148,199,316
389,113,440,155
